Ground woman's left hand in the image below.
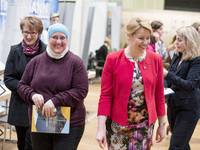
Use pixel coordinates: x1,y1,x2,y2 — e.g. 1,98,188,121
163,69,168,77
42,100,56,117
155,125,165,143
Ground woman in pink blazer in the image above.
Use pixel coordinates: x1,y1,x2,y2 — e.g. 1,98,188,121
96,17,166,150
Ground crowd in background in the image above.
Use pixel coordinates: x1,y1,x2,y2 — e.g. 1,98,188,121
2,11,200,150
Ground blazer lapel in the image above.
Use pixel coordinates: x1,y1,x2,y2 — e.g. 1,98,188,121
175,60,185,74
170,54,178,69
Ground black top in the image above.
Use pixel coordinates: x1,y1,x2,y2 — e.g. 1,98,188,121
95,45,108,67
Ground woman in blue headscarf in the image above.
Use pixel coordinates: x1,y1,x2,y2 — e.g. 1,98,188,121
17,23,88,150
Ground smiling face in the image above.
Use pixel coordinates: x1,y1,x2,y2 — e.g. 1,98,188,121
128,28,151,55
22,24,39,46
49,32,67,54
176,34,186,53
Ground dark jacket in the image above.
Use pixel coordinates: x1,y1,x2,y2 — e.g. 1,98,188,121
4,40,46,127
95,45,108,67
164,53,200,110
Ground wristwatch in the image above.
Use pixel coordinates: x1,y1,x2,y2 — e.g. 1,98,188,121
159,122,166,126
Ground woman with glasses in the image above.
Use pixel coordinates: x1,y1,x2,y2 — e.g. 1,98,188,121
4,16,46,150
17,23,88,150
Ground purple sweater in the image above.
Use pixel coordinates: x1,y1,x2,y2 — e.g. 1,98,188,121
17,51,88,127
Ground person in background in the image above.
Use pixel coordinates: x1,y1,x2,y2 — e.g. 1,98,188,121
146,34,158,53
164,26,200,150
95,38,111,77
147,20,168,60
163,35,176,71
17,23,88,150
40,13,60,44
4,16,46,150
96,17,166,150
191,22,200,35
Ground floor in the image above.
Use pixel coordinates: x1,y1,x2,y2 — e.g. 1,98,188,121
1,77,200,150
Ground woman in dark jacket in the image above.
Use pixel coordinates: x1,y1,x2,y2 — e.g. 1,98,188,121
164,26,200,150
4,16,46,150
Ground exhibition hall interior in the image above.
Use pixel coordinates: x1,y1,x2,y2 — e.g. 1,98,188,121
1,0,200,149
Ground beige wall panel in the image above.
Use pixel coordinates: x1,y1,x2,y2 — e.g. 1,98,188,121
120,0,164,10
121,0,135,9
155,0,164,9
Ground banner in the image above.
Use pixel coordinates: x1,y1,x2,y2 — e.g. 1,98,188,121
30,0,59,30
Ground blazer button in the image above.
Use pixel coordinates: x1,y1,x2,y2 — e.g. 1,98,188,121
143,66,146,69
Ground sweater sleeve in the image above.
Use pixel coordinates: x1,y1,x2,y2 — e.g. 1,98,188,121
50,61,88,108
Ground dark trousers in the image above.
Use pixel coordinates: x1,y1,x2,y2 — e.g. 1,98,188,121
15,126,33,150
167,106,200,150
30,125,85,150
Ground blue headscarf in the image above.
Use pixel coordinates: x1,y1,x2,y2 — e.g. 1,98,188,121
46,23,69,59
48,23,68,38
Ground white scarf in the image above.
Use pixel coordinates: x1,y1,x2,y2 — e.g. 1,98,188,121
46,41,69,59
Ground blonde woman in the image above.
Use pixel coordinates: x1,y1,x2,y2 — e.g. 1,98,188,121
164,26,200,150
96,17,166,150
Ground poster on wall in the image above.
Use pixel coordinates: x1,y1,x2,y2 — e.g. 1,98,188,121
30,0,59,30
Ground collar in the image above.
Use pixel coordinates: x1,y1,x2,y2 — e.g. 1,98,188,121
124,47,146,62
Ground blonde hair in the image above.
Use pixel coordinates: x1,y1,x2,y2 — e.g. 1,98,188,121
175,26,200,60
20,16,43,35
126,17,152,35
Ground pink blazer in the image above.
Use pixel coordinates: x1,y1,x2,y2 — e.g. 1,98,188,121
97,49,165,126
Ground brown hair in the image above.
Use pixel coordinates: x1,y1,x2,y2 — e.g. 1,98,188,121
151,21,163,31
20,16,43,35
191,22,200,31
126,17,152,35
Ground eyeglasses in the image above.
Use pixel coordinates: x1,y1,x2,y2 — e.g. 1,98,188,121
50,36,67,42
22,31,38,36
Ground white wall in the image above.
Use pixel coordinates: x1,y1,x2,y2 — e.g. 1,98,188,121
89,1,108,54
108,2,122,52
70,0,108,57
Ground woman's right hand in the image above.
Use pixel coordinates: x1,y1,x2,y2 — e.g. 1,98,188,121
32,94,44,108
96,128,107,149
